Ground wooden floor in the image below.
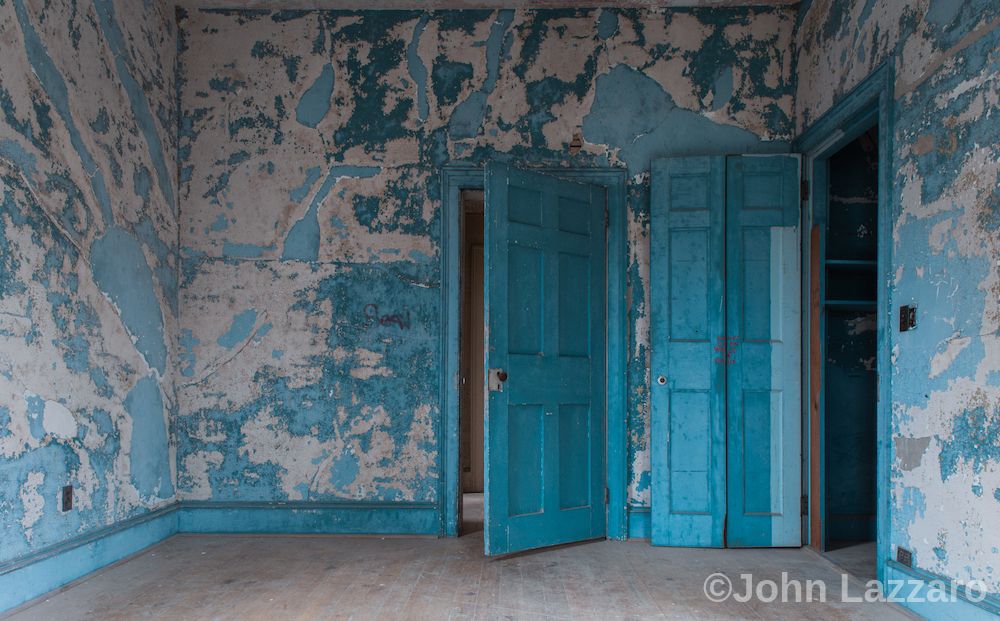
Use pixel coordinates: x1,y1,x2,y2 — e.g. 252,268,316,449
5,500,913,620
824,541,877,582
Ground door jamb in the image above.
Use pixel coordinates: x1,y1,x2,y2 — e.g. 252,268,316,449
793,63,894,582
440,164,628,541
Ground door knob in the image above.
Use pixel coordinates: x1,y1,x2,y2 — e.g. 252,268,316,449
488,368,507,392
656,375,667,385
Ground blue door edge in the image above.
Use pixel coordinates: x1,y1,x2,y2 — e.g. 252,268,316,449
440,164,629,543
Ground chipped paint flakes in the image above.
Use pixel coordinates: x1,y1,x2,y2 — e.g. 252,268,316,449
1,0,178,563
18,471,45,537
176,7,794,510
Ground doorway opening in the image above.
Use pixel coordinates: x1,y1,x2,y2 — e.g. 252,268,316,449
459,189,485,537
814,125,879,581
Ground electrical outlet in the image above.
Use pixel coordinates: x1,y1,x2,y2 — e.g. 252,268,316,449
62,485,73,512
896,546,913,567
899,305,917,332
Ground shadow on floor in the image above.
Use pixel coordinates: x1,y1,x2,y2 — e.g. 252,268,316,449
824,541,877,582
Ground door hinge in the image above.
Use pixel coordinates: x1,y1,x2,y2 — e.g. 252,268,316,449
801,494,808,516
604,486,609,505
605,206,609,229
800,179,809,202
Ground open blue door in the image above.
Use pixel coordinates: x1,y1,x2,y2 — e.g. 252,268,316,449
650,155,800,548
649,157,727,547
483,163,607,556
725,155,801,547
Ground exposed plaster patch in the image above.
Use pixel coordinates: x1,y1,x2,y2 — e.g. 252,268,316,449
896,436,932,471
18,471,45,538
929,333,972,379
180,451,225,500
41,399,77,439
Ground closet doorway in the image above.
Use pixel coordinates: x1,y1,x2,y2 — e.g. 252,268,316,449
811,125,880,580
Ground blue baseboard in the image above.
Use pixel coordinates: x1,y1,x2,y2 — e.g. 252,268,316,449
177,501,439,535
885,562,1000,621
627,507,650,539
0,504,178,612
0,500,440,614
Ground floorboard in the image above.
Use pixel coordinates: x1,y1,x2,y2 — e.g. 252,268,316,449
3,527,913,621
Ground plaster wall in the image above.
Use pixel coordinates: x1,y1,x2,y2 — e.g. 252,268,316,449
175,7,796,508
0,0,178,563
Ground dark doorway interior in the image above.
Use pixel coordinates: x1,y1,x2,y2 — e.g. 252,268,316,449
822,126,879,580
460,190,485,536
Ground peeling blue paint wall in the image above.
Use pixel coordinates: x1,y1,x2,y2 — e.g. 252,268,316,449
797,0,1000,595
1,1,995,608
175,8,796,512
0,0,177,564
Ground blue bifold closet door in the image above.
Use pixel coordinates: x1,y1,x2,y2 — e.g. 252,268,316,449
651,155,801,548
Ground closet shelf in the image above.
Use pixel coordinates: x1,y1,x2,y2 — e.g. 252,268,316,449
825,259,877,268
825,299,877,310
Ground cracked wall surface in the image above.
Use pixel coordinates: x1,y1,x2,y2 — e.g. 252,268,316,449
176,7,796,508
797,0,1000,594
0,0,178,563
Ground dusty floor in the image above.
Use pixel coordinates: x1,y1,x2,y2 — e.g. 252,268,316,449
824,542,877,583
5,499,914,621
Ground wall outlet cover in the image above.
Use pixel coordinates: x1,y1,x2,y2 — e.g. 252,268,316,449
896,546,913,567
61,485,73,512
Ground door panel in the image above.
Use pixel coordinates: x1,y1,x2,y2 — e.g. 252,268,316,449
650,157,727,547
484,163,607,556
725,155,801,547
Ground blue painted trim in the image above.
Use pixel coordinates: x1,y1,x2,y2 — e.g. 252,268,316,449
627,507,651,539
440,165,485,538
794,63,891,154
177,501,439,535
0,504,178,612
441,164,629,541
885,562,1000,620
795,63,894,581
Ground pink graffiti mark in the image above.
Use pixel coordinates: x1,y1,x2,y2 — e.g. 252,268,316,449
713,335,739,365
364,304,411,330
